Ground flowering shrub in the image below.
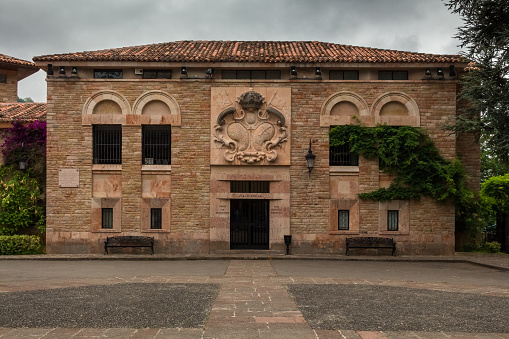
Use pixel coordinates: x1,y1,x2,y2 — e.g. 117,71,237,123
0,166,45,235
1,120,46,190
0,235,41,255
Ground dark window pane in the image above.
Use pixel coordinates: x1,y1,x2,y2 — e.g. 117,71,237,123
142,71,157,79
338,210,349,230
344,70,359,80
142,125,171,165
387,210,399,231
237,70,251,79
378,71,393,80
94,69,123,79
151,208,162,229
265,70,281,79
222,70,236,79
329,70,344,80
329,144,359,166
251,70,266,79
102,208,113,229
93,125,122,164
393,71,408,80
0,74,6,83
230,181,270,193
157,70,172,79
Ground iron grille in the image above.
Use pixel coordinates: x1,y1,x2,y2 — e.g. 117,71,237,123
142,125,171,165
338,210,350,230
93,125,122,164
102,208,113,229
94,69,123,79
150,208,162,229
329,144,359,166
230,181,270,193
387,210,399,231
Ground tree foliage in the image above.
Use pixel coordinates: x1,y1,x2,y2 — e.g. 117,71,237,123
445,0,509,167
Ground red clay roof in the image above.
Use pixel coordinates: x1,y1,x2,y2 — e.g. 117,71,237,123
0,54,37,68
33,41,465,64
0,103,46,123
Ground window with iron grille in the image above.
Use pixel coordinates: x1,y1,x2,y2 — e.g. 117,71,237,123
329,70,359,80
330,126,359,166
150,208,162,229
102,208,113,229
142,70,172,79
222,70,281,80
94,69,123,79
387,210,399,231
93,125,122,164
230,181,270,193
142,125,171,165
378,71,408,80
338,210,350,230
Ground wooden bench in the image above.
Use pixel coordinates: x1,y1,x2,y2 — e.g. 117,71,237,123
345,237,396,256
104,236,154,255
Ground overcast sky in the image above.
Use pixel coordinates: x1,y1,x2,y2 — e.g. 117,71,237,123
1,0,463,102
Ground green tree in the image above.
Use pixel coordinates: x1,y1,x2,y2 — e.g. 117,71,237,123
445,0,509,169
17,97,34,103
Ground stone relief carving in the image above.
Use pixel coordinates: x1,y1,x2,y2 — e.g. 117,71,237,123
213,89,288,164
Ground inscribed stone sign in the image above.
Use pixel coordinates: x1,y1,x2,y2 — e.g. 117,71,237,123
59,169,79,188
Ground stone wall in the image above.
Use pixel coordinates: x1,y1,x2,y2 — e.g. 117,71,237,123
45,78,473,255
0,70,18,103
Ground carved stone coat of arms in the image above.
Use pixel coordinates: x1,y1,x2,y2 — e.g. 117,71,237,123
212,88,290,165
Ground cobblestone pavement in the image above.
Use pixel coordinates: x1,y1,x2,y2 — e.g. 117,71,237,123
0,256,508,338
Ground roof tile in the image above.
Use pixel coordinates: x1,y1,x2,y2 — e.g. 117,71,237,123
0,54,37,67
33,41,466,64
0,103,46,123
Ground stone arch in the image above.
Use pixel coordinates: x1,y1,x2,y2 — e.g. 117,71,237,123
320,91,369,126
83,90,130,115
372,92,420,126
132,91,181,126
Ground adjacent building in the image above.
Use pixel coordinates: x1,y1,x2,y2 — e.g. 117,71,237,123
33,41,478,255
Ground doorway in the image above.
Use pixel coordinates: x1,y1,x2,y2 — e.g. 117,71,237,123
230,199,269,249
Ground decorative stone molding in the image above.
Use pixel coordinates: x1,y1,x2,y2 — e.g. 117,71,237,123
83,90,131,116
320,91,369,126
372,92,420,126
132,91,181,126
211,88,291,165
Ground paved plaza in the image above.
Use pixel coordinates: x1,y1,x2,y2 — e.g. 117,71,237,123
0,256,508,338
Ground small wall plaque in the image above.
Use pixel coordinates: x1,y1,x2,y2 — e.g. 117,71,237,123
59,169,79,188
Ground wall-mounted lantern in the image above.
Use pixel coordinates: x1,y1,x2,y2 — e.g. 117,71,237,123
305,139,315,178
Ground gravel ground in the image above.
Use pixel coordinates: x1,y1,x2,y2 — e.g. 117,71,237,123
286,284,509,333
0,283,220,328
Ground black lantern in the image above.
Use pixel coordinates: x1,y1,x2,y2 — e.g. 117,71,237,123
305,139,315,177
284,235,292,255
19,156,27,170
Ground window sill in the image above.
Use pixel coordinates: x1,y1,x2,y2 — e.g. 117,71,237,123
91,229,122,233
329,166,359,174
92,164,122,171
141,229,171,233
141,165,171,172
329,230,360,235
379,231,409,236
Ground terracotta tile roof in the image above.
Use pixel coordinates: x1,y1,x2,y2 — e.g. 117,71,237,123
33,41,466,64
0,103,46,123
0,53,37,68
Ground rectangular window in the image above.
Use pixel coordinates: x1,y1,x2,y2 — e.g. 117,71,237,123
142,70,172,79
94,69,123,79
338,210,350,230
378,71,408,80
329,143,359,166
230,181,270,193
93,125,122,164
0,74,6,83
387,210,399,231
142,125,171,165
221,70,281,80
329,70,359,80
150,208,162,229
102,208,113,229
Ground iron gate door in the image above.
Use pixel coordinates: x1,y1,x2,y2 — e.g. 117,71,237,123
230,199,269,249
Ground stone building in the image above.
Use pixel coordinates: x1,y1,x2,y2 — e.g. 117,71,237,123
0,54,45,163
33,41,477,255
